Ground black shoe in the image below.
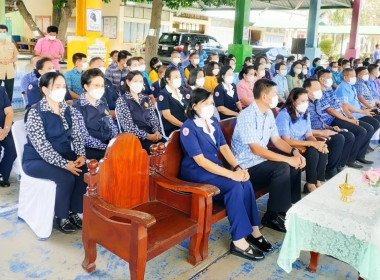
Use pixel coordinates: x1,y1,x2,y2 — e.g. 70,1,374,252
68,212,82,229
54,217,77,233
346,161,363,169
261,214,286,233
357,158,374,165
230,242,265,261
303,183,310,194
246,234,273,252
0,180,10,187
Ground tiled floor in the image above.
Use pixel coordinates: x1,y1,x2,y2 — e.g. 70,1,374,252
0,111,377,279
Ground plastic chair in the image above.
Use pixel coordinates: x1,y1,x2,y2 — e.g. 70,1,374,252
12,120,57,240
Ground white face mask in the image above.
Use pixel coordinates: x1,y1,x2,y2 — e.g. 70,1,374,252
269,95,279,109
279,70,287,76
199,104,214,119
212,69,220,76
89,88,104,100
224,75,234,84
48,35,56,41
302,69,308,75
259,70,266,77
362,74,369,81
324,78,333,88
313,90,323,100
139,65,146,72
306,62,310,67
331,67,338,72
349,77,357,85
294,68,302,75
172,78,182,89
265,63,271,69
357,63,363,67
195,77,205,87
49,88,66,103
48,69,57,73
81,62,88,70
131,66,140,72
129,82,144,93
247,75,255,82
98,67,106,74
193,59,200,65
172,57,181,65
195,46,200,51
296,102,308,113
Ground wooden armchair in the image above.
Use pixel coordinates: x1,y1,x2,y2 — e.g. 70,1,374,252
81,133,218,280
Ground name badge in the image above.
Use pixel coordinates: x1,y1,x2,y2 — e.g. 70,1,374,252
104,109,109,116
144,102,149,108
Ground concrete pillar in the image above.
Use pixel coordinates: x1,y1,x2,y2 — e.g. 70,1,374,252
228,0,252,71
304,0,321,61
345,0,361,59
0,0,5,24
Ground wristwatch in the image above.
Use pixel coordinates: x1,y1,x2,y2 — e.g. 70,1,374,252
290,147,299,156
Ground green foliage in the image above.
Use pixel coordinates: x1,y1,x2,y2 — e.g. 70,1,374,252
319,38,334,56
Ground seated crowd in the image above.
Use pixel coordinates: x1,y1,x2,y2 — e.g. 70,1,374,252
2,33,380,262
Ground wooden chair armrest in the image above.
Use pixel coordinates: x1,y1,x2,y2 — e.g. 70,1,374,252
153,174,220,198
290,145,307,153
88,196,156,227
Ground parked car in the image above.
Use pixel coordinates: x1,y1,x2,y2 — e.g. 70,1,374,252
252,46,289,61
157,33,227,64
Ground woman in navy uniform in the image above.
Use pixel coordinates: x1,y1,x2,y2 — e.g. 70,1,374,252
0,86,16,187
116,70,164,154
73,69,118,161
26,58,72,108
157,67,189,136
213,65,242,120
23,72,87,234
180,88,273,261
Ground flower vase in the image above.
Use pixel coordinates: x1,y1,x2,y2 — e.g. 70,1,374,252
369,181,380,196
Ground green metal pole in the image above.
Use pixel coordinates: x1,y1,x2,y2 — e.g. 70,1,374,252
0,0,5,24
229,0,251,71
233,0,250,45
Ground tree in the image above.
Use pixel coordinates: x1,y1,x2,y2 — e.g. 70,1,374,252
15,0,44,37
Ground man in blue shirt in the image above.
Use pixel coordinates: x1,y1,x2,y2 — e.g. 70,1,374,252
168,51,187,89
105,50,129,94
367,64,380,100
355,66,380,110
232,79,305,233
272,62,288,105
373,44,380,62
270,54,284,77
64,52,87,100
334,68,378,164
329,61,342,89
304,78,354,179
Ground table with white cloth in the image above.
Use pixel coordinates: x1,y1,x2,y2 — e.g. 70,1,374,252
277,167,380,280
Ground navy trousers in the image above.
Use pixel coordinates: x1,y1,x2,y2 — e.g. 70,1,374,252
0,132,16,181
23,159,87,219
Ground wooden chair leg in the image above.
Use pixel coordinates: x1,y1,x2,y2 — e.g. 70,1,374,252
82,236,97,273
308,251,320,273
200,197,213,260
188,196,204,265
129,225,148,280
358,277,364,280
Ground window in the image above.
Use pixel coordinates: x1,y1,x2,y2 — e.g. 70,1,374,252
208,38,220,48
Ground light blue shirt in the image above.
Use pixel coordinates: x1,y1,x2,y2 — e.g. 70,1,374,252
276,109,312,140
64,68,83,95
331,71,342,86
335,81,364,119
272,74,288,99
232,101,279,169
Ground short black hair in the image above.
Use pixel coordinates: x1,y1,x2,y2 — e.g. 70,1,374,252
275,62,286,71
186,88,212,119
110,50,119,57
317,69,331,80
81,68,104,90
368,64,379,74
303,78,319,89
314,66,325,77
341,59,350,66
227,54,236,60
126,57,140,67
72,52,87,64
189,52,198,59
150,57,160,69
329,61,338,68
312,57,321,67
355,66,367,75
342,68,354,77
337,58,344,66
36,57,52,71
117,50,129,62
287,55,295,63
253,79,277,99
47,26,58,33
89,57,103,66
0,24,8,32
188,68,204,86
276,54,285,60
